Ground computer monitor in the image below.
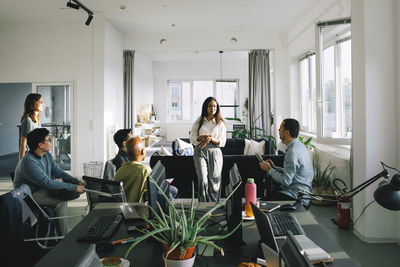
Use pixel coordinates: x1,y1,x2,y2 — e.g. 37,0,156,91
279,231,313,267
225,163,243,244
148,160,170,218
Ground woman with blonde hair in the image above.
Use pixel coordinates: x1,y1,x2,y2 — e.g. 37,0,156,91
189,97,226,202
19,93,44,159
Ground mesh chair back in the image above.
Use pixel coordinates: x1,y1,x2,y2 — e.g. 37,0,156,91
83,176,126,210
103,160,116,180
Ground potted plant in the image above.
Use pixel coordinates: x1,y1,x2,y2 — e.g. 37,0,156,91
312,162,336,205
124,178,242,267
225,117,277,154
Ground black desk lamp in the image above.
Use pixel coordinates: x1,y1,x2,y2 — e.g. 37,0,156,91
297,162,400,211
373,173,400,210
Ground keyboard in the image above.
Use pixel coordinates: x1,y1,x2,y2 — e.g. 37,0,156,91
78,214,122,241
267,211,304,237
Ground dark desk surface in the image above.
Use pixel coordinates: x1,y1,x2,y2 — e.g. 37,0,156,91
35,202,359,266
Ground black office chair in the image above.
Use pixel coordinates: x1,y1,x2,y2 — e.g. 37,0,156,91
0,184,77,266
83,176,127,211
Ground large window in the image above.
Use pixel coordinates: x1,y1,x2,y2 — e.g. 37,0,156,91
299,54,316,133
300,18,351,143
168,79,239,122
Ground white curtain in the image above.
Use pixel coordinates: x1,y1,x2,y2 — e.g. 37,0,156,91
248,50,271,138
123,51,135,128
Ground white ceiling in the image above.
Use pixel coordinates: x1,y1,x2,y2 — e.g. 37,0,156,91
0,0,319,37
0,0,320,60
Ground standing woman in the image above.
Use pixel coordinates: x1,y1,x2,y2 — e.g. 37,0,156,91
190,97,226,202
19,93,44,159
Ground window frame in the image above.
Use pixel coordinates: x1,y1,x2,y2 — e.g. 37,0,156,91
166,79,239,124
314,18,351,145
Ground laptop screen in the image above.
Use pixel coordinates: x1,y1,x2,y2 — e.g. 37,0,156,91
250,201,279,253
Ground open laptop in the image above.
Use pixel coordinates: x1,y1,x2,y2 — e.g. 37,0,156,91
251,202,331,266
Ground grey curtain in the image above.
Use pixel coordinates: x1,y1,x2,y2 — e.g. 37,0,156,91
123,50,135,128
248,50,271,138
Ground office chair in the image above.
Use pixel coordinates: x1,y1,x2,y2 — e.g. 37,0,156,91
83,176,127,211
103,160,116,180
0,184,80,265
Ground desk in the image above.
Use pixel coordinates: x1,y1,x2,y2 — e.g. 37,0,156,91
35,202,359,266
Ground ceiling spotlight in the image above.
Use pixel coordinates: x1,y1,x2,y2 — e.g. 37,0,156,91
230,37,238,44
120,5,126,10
66,0,94,26
66,0,80,10
85,14,93,26
160,39,167,45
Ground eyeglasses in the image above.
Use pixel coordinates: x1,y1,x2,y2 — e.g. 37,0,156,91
43,139,51,143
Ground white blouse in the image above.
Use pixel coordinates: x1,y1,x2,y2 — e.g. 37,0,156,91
189,117,227,147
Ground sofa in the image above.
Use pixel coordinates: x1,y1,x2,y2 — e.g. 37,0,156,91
150,138,284,198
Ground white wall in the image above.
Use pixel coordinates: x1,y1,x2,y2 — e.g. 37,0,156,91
0,18,107,176
133,51,154,125
352,0,400,243
152,52,248,141
104,21,124,160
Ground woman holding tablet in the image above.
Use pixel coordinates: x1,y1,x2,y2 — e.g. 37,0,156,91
189,97,226,202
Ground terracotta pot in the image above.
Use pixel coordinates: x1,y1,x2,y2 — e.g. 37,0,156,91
164,245,196,260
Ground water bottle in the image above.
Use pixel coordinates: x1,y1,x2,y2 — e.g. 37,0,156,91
245,178,257,217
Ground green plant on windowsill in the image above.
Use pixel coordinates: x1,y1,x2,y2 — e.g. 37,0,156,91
124,177,242,263
298,136,316,151
225,117,277,154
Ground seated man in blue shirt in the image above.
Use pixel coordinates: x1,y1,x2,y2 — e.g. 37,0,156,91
14,128,84,235
112,129,132,171
259,118,313,207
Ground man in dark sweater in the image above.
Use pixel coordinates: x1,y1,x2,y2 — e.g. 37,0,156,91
14,128,84,235
112,129,132,170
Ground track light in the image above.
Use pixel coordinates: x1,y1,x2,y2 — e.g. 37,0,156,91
66,0,94,26
85,14,93,26
66,1,80,10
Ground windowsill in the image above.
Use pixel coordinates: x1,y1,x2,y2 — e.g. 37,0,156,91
314,143,350,161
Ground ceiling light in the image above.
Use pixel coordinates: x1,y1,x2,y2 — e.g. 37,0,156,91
120,5,126,10
231,37,238,44
66,0,94,26
160,39,167,45
85,14,93,26
66,0,80,10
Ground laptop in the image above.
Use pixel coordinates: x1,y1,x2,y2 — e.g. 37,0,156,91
119,203,148,220
251,202,331,266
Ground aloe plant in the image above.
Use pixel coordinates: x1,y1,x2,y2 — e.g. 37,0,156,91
313,162,335,193
124,177,242,260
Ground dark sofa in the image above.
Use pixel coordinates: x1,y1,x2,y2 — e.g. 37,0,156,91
150,138,284,198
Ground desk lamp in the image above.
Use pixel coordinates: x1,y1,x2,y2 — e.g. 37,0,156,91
298,162,400,227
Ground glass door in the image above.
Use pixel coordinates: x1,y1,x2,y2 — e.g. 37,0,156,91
33,83,73,172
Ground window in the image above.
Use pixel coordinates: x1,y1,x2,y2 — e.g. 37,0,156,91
299,18,351,143
320,34,352,140
168,80,239,122
299,54,316,133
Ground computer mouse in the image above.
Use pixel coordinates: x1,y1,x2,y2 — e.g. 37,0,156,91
96,240,115,253
279,204,296,211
